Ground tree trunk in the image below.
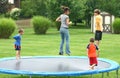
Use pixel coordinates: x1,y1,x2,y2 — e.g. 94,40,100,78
74,21,77,26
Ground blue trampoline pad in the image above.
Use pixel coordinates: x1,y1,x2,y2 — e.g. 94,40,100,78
0,56,119,76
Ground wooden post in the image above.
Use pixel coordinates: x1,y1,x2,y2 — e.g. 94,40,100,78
14,0,20,8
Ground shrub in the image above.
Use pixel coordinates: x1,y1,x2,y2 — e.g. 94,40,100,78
0,14,4,18
55,22,61,31
32,16,52,34
112,18,120,34
0,18,16,38
10,8,21,20
4,12,10,18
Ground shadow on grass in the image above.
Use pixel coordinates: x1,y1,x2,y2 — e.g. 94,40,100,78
12,75,90,78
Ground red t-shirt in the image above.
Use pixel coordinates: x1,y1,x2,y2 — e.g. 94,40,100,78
87,43,99,57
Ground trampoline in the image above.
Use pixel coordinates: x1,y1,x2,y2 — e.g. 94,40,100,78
0,56,119,78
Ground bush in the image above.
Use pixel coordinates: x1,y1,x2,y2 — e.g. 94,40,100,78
112,18,120,34
0,18,16,38
10,8,21,20
0,14,5,18
32,16,52,34
55,22,61,31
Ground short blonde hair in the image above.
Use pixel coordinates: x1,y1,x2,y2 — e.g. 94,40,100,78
18,29,24,33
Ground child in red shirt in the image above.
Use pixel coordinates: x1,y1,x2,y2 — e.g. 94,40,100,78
87,38,100,70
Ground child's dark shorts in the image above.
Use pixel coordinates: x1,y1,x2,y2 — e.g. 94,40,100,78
89,57,98,66
14,45,21,51
95,30,102,41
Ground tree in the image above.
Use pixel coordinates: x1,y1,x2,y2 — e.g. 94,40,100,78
32,0,48,16
20,0,34,18
70,0,86,26
21,0,120,27
85,0,101,27
0,0,9,14
20,0,48,18
48,0,72,21
100,0,120,17
85,0,120,27
48,0,86,26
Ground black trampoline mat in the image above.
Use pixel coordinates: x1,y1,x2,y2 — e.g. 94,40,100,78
0,58,111,72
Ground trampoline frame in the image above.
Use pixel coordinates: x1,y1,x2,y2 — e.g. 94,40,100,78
0,56,119,78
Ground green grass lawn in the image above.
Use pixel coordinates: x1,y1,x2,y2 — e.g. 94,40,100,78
0,27,120,78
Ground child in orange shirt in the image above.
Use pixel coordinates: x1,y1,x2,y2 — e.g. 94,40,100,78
87,38,100,70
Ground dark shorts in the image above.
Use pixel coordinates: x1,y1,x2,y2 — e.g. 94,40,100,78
95,30,102,41
14,45,21,50
89,57,98,66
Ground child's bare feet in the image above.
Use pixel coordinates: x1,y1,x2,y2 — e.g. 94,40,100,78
89,64,96,70
89,66,94,70
16,56,20,60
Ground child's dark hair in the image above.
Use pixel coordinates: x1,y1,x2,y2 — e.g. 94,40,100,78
94,9,101,14
18,29,24,33
61,6,70,13
90,38,95,42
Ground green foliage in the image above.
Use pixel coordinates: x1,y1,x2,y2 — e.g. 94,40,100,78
0,0,9,14
48,0,86,24
70,0,86,24
20,0,120,28
0,18,16,38
85,0,120,26
112,18,120,34
21,0,86,26
20,0,34,18
21,0,48,18
32,16,52,34
85,0,101,26
55,22,61,31
0,14,5,18
10,8,21,20
4,12,10,18
99,0,120,17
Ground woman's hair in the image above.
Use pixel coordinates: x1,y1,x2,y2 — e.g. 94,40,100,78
94,9,101,14
61,6,70,13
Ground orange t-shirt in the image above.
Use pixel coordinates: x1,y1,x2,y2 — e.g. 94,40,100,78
95,15,103,31
87,43,99,57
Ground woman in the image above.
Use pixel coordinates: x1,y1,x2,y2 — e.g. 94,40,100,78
56,6,72,56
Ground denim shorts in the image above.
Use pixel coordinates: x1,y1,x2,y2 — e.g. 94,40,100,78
14,45,21,50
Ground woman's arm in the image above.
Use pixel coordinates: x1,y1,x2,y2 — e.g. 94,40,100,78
66,18,72,26
56,16,61,22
